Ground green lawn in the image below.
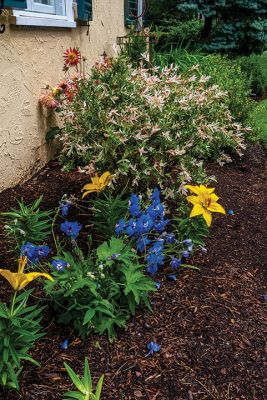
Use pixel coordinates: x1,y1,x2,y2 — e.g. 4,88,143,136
249,99,267,148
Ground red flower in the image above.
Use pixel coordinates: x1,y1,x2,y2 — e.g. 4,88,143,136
63,47,81,67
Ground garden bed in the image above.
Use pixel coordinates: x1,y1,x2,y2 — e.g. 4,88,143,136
0,144,266,400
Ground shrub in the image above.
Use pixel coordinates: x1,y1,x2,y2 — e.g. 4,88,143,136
47,56,247,193
45,237,155,340
239,52,267,96
152,19,203,52
154,50,253,122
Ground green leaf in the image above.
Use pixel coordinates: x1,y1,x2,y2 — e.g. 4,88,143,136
63,362,86,393
82,358,92,392
95,374,104,400
63,391,84,400
83,309,96,326
45,126,61,142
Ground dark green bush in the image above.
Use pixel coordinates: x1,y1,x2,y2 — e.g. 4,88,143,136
239,53,267,96
152,19,203,52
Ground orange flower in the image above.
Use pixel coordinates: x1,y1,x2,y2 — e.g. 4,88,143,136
64,47,81,67
39,93,59,109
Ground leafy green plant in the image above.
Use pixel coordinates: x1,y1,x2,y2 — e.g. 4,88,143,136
45,56,248,193
154,50,252,122
239,53,267,96
1,196,53,250
89,193,128,241
248,99,267,149
0,290,45,390
173,204,209,247
46,237,155,340
63,357,104,400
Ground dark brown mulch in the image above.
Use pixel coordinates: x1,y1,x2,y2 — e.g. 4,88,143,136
0,145,266,400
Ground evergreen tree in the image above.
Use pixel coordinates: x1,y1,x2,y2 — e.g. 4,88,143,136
175,0,267,54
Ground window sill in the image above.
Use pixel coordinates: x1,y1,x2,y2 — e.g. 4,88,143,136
11,10,76,28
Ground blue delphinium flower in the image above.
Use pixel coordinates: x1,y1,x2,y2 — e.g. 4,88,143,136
129,194,141,217
60,221,82,239
171,257,182,269
146,342,161,356
125,218,137,237
21,242,50,265
51,259,68,272
146,240,164,275
115,218,127,235
155,282,161,289
136,214,154,235
166,233,176,244
60,201,71,217
227,209,235,215
109,253,121,260
151,188,160,203
136,235,151,253
60,339,69,350
153,218,170,233
182,250,190,258
183,239,192,247
147,202,165,220
167,274,177,281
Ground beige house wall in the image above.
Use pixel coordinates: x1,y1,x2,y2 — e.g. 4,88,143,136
0,0,127,192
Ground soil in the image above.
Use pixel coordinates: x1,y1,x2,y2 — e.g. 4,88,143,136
0,145,266,400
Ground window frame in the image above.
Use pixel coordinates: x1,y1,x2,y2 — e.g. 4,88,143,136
12,0,76,27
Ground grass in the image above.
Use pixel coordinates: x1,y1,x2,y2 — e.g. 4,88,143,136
249,99,267,148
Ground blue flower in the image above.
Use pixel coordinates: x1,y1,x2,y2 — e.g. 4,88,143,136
60,339,69,350
109,253,121,260
136,235,151,253
51,259,68,272
182,250,190,258
147,202,165,220
171,258,182,269
153,218,170,233
129,194,141,217
21,242,51,265
147,263,159,276
166,233,176,244
150,239,164,254
167,274,177,281
60,221,82,239
155,281,161,289
227,209,235,215
183,239,193,247
146,342,161,356
115,218,127,235
60,201,71,217
151,188,161,203
125,218,137,237
136,214,154,235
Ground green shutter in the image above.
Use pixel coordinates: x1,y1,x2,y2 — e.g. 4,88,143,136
4,0,27,9
77,0,93,22
125,0,138,26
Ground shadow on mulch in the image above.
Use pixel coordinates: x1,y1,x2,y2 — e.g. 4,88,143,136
0,145,266,400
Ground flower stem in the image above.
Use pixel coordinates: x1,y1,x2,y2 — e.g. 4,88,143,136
10,291,17,318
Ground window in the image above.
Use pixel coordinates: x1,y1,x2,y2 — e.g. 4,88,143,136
12,0,76,27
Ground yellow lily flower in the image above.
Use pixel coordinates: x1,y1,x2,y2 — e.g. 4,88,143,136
81,171,114,199
0,256,54,291
185,184,226,227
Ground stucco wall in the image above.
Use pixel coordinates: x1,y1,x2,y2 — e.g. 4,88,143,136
0,0,127,192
